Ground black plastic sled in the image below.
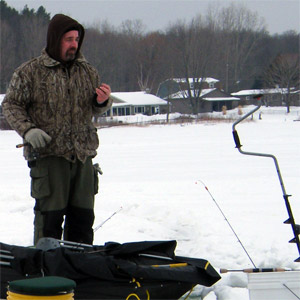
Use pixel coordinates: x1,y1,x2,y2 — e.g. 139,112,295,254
0,239,221,299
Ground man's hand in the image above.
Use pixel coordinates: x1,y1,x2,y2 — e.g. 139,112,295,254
24,128,52,149
96,83,111,104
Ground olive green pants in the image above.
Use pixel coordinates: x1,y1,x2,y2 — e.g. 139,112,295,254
29,156,99,245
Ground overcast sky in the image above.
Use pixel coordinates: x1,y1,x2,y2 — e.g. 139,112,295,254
4,0,300,35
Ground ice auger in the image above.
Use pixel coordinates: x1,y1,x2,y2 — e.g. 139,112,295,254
232,95,300,262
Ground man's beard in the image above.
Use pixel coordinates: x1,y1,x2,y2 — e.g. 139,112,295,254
65,48,77,61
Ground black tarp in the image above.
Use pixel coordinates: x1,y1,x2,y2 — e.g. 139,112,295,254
0,240,221,299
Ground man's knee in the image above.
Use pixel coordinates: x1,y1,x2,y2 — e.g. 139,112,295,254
34,209,44,245
43,210,65,240
34,209,65,245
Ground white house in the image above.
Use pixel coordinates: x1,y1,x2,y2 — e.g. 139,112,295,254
105,91,168,116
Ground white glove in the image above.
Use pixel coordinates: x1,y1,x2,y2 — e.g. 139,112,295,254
24,128,52,149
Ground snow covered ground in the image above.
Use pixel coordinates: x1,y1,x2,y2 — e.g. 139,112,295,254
0,106,300,299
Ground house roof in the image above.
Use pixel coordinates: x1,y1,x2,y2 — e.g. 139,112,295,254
203,97,240,102
111,91,168,107
172,78,219,84
165,88,240,102
166,88,216,99
231,88,294,96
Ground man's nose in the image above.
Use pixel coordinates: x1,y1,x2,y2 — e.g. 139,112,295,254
71,40,78,48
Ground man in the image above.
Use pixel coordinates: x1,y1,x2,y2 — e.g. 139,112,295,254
2,14,112,245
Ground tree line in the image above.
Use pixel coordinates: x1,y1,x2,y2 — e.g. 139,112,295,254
1,0,299,99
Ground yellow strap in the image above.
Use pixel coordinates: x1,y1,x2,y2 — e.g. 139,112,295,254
132,278,141,287
125,290,150,300
204,261,210,270
129,278,150,300
126,293,141,300
146,289,150,300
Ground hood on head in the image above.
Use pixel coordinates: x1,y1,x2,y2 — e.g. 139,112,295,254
46,14,85,63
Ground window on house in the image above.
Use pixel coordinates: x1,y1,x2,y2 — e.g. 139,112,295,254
135,106,145,114
151,106,159,114
118,107,126,116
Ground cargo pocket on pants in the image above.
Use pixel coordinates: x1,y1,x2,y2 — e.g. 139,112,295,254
30,164,51,199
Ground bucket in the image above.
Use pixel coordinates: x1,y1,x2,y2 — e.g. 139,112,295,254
248,271,300,300
7,276,76,300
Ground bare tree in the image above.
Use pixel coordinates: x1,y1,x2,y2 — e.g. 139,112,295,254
208,3,266,91
264,53,300,112
136,32,168,92
166,16,214,113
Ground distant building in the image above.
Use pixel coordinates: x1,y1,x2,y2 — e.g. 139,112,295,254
231,88,300,106
101,91,168,117
157,78,240,113
157,77,222,99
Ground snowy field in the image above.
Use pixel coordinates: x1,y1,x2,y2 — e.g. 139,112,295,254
0,106,300,299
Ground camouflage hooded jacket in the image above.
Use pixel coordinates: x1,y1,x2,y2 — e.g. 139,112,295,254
2,14,112,163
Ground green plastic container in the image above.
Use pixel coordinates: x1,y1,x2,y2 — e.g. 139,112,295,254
7,276,76,299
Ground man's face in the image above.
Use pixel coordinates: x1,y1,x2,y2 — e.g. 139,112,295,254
60,30,80,62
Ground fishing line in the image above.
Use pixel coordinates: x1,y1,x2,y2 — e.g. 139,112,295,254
94,207,123,233
282,283,300,300
196,180,256,268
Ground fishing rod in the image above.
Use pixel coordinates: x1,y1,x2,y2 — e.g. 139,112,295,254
232,95,300,262
196,180,257,268
220,267,300,273
94,207,123,233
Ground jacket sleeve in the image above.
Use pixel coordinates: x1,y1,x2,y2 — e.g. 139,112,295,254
88,65,113,116
92,95,113,115
2,69,36,137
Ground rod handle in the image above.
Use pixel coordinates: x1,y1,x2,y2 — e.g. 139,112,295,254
16,142,30,148
232,130,242,149
220,268,286,273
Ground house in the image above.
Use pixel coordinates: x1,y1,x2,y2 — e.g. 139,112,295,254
157,78,240,113
231,88,299,106
101,91,168,118
157,77,221,99
291,90,300,106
